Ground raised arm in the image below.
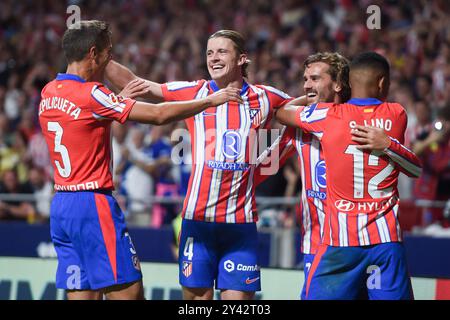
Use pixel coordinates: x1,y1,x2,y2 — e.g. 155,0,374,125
275,95,312,127
351,125,422,178
127,87,242,125
105,60,164,102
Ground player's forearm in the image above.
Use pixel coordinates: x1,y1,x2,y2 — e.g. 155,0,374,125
275,105,303,128
286,95,308,107
106,61,164,102
384,137,422,178
129,98,211,125
157,98,212,124
105,60,137,90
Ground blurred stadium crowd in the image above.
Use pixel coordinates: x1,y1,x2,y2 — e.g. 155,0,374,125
0,0,449,230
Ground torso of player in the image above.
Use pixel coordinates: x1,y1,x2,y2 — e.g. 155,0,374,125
293,129,326,254
316,101,405,246
39,74,133,191
162,80,291,223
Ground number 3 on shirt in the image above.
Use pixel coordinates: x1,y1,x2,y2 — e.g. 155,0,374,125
183,237,194,261
48,121,72,178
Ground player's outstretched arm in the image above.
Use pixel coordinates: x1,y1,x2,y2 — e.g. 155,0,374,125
128,87,243,125
275,104,303,128
351,125,422,178
106,60,164,102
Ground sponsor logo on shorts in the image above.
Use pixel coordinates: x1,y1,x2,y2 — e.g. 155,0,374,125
132,255,141,271
182,261,192,278
245,276,260,285
224,260,235,272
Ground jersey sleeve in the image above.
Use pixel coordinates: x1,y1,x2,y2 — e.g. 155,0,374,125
89,84,135,123
294,103,330,139
262,85,293,109
161,80,204,101
254,126,296,186
383,110,422,178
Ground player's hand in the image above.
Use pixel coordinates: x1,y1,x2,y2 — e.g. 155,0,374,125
350,125,391,151
119,79,151,99
206,87,243,106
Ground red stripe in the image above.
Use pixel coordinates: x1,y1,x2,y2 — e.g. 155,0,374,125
348,214,359,246
330,212,340,245
367,214,382,244
436,279,450,300
95,193,117,282
305,244,328,299
181,119,196,218
385,209,399,242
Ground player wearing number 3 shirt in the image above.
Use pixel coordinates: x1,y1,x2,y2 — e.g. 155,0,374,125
276,52,422,300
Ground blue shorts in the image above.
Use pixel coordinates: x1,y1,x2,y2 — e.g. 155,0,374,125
50,191,142,290
305,242,413,300
300,254,314,300
178,219,260,292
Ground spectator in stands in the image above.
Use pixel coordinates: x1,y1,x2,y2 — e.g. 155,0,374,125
0,168,35,222
412,105,450,227
28,166,53,222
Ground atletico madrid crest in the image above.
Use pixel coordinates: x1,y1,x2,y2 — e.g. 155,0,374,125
182,261,192,278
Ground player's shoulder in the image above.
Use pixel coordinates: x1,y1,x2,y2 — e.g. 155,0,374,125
254,84,291,99
165,79,206,92
40,80,55,95
383,101,406,112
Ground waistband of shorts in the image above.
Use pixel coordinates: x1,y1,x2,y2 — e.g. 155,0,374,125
56,189,113,196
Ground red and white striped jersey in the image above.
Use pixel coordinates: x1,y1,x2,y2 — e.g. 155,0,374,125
293,129,327,254
39,73,135,191
254,126,326,254
294,98,422,247
161,79,291,223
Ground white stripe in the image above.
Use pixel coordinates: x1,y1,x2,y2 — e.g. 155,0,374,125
300,107,328,123
204,103,227,222
166,81,198,91
338,213,348,246
393,204,402,241
243,97,257,222
384,148,421,177
260,85,291,99
225,98,250,222
296,130,311,254
375,214,391,243
358,214,370,246
91,86,124,113
185,82,209,219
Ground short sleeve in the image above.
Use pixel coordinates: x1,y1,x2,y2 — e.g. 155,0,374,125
90,84,135,124
161,80,205,101
261,85,293,109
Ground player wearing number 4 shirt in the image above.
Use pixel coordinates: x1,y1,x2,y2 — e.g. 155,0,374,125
276,52,422,300
105,30,292,300
39,20,241,300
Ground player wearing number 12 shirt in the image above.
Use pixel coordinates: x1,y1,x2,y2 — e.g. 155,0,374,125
39,21,241,300
276,52,422,299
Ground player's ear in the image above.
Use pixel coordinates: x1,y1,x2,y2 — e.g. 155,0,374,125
334,81,342,93
237,54,247,66
379,76,390,98
87,46,97,60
